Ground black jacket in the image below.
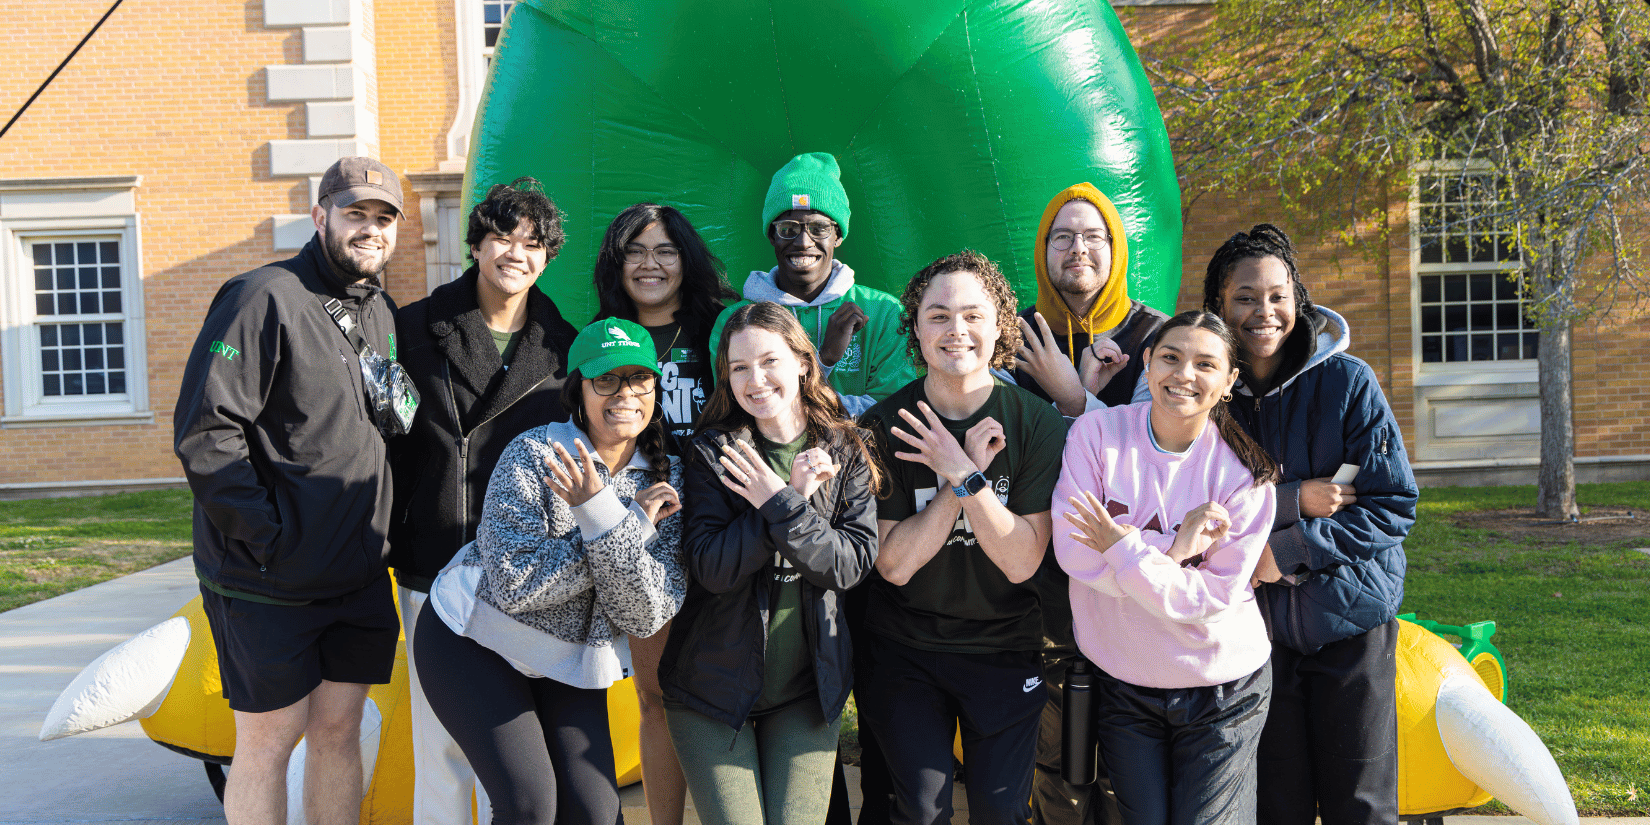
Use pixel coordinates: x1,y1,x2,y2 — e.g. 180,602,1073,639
1231,306,1417,654
386,266,578,592
659,428,878,730
175,235,398,600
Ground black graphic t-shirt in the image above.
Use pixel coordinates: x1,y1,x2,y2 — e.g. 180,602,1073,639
861,378,1067,654
647,323,709,449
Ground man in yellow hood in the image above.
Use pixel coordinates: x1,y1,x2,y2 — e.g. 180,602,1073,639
1012,183,1166,418
1018,184,1167,825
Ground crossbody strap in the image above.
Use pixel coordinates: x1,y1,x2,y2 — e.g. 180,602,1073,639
320,296,371,355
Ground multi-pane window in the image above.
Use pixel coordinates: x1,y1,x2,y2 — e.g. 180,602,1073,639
30,239,128,397
1414,170,1536,364
1,178,146,424
483,0,514,57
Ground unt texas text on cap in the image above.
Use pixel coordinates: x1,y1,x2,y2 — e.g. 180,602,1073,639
318,156,404,215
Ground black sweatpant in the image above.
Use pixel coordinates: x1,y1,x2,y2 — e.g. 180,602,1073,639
1256,619,1399,825
414,601,621,825
857,634,1043,825
1094,663,1270,825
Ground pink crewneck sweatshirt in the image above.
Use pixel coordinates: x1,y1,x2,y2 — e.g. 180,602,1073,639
1053,402,1276,689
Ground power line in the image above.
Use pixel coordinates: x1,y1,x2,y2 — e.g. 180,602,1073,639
0,0,127,141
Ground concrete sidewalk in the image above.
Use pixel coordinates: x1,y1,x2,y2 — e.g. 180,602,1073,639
0,557,223,824
0,558,1642,824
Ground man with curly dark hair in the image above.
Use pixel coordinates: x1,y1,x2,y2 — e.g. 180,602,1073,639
387,176,579,825
856,250,1068,825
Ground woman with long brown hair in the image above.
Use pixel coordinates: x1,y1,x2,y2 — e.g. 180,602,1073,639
657,301,879,825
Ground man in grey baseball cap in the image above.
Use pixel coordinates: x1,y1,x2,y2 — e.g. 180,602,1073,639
175,156,406,824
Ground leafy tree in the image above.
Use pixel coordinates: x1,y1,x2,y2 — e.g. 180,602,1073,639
1146,0,1650,517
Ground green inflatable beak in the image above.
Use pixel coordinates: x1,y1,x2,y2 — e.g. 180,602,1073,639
468,0,1180,323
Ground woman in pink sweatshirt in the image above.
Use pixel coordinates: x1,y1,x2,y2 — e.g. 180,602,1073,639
1053,311,1280,825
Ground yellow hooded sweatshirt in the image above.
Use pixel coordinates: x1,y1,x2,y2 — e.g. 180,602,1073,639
1032,183,1131,361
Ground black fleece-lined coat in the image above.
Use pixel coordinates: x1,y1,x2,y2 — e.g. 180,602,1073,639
387,267,578,592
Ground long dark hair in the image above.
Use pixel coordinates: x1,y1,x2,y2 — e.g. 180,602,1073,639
592,203,737,369
698,302,884,493
1147,312,1281,486
1200,223,1315,317
558,368,671,477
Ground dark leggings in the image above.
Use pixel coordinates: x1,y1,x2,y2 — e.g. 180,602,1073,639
414,601,621,825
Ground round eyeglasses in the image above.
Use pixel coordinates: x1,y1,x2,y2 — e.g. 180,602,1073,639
1048,231,1111,252
772,219,838,241
590,372,657,396
623,244,679,265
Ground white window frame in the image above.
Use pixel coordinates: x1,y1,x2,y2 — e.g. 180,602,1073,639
1409,161,1537,387
0,177,150,426
444,0,516,168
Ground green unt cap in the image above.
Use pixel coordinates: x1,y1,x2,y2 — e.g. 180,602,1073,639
568,318,661,378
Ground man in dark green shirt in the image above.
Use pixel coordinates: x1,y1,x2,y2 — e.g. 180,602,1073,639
858,250,1067,825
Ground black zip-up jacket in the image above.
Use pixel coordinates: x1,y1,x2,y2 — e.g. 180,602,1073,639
386,266,577,592
175,235,399,601
659,428,878,730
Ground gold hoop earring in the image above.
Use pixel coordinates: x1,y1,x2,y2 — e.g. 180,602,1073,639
1222,392,1233,402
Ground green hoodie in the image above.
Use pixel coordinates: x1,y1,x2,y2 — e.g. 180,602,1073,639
710,260,918,417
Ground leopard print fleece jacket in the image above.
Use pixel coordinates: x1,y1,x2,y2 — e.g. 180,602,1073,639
454,420,685,688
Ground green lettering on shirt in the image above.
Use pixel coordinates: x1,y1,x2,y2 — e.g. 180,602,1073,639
209,341,240,361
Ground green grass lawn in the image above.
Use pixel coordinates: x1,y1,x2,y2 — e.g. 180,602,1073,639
1400,481,1648,816
0,488,193,612
0,482,1645,813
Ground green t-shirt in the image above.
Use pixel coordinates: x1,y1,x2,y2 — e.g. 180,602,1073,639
490,327,523,365
647,323,708,444
752,430,815,712
860,378,1068,654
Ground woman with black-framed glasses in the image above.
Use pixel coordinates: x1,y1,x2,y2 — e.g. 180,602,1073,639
593,202,738,452
416,318,687,825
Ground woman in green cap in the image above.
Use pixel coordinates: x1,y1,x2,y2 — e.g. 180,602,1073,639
414,317,687,825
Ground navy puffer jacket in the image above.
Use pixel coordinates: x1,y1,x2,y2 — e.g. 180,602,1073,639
1229,307,1417,654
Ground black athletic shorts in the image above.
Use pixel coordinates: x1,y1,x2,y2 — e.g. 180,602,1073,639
200,572,399,713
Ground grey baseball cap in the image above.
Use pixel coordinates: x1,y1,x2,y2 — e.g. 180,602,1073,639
318,156,404,215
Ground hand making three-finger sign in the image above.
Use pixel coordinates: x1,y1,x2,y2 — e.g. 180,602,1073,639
543,439,608,507
888,401,979,489
717,439,789,508
1064,490,1135,553
790,446,839,498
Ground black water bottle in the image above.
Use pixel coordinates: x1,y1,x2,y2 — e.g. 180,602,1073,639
1062,658,1099,786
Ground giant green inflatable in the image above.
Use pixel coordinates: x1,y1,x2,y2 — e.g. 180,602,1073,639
468,0,1180,324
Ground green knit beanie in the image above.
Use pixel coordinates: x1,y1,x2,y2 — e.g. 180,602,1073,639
761,152,850,239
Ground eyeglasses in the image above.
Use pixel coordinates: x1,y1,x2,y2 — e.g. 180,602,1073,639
622,244,679,265
1049,231,1111,252
772,219,838,241
590,372,657,396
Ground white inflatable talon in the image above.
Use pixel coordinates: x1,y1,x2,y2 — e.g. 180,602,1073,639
39,616,191,741
1436,674,1579,825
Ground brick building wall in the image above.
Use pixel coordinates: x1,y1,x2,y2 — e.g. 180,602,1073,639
0,0,452,494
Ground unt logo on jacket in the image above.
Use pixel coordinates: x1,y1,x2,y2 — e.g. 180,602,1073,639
209,341,240,361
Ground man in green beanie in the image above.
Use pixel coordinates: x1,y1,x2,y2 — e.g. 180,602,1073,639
709,152,917,416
